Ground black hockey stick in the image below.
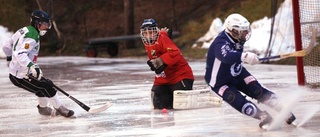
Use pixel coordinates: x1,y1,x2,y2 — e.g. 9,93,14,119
28,75,112,113
259,29,317,61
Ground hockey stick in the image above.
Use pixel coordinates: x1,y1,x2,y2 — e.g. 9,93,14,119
259,29,317,61
29,75,112,113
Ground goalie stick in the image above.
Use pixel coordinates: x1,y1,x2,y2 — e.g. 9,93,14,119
29,76,112,114
259,29,317,61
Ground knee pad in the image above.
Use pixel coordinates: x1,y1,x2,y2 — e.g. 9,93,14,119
221,87,258,115
247,81,263,97
241,102,259,118
218,86,236,104
224,91,236,104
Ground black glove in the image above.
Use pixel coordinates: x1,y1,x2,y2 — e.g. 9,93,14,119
6,56,12,67
29,64,43,80
6,56,12,61
147,60,156,71
147,58,167,74
155,64,167,74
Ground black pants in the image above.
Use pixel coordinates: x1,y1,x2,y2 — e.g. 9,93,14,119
151,79,194,109
9,74,57,97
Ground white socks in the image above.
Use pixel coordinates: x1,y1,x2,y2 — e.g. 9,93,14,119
48,94,62,109
37,97,48,108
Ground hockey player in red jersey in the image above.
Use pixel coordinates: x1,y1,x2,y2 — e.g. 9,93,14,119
204,13,296,128
2,10,74,117
140,18,194,109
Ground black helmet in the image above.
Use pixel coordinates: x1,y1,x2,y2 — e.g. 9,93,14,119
140,18,158,29
30,10,51,29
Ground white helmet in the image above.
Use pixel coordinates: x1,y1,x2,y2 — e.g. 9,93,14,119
224,13,251,43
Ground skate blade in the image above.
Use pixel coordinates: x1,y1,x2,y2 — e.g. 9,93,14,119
67,115,77,119
261,124,281,131
291,121,298,127
261,124,269,130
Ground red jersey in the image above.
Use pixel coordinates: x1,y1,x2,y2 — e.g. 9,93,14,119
145,30,194,85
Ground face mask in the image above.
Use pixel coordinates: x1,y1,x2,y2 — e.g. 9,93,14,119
39,30,47,36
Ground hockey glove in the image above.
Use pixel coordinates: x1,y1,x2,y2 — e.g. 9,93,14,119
147,60,156,71
241,52,260,65
6,56,12,67
155,64,167,74
29,64,43,80
161,27,173,39
147,58,167,74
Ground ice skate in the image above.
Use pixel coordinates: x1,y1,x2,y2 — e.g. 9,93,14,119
37,105,59,116
55,105,74,117
259,111,273,128
286,113,296,125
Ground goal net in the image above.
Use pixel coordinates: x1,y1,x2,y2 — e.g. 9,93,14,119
293,0,320,87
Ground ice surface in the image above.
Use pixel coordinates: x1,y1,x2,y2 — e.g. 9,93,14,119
0,57,320,137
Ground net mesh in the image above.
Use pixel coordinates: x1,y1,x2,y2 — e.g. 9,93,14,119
298,0,320,87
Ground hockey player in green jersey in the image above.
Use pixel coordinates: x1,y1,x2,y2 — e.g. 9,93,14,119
2,10,74,117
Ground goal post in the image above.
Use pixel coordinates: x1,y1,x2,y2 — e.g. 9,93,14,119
292,0,320,87
292,0,304,85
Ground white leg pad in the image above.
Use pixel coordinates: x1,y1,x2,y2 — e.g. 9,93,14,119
173,88,222,109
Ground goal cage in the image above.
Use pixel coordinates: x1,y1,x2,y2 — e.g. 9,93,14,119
293,0,320,87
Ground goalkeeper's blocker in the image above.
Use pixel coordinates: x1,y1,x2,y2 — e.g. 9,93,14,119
173,88,222,109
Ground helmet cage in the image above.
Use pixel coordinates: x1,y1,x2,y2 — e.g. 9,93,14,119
229,25,251,43
140,18,159,45
38,21,52,29
140,26,159,45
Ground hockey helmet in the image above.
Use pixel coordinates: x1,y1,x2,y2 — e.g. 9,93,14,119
224,13,251,43
30,10,52,36
140,18,160,45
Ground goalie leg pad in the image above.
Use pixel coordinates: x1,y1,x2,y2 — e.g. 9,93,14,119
173,89,222,109
151,85,174,109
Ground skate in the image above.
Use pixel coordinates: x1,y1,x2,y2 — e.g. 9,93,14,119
286,113,296,125
55,105,74,117
259,111,273,128
37,105,59,116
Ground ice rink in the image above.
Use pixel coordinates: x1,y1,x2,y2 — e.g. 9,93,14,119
0,57,319,137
